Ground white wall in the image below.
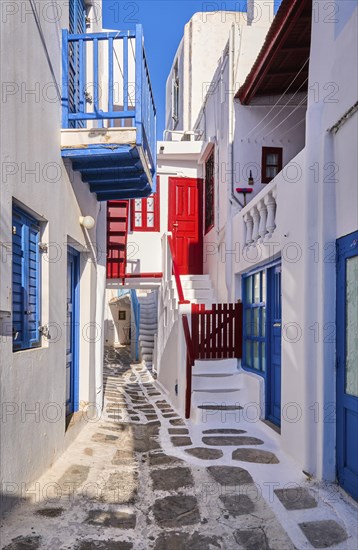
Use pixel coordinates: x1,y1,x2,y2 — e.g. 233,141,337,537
0,1,105,513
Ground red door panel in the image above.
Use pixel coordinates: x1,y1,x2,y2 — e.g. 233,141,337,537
107,201,129,279
168,178,203,275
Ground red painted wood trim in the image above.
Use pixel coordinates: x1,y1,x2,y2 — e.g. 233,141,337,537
167,235,190,305
261,147,283,184
183,314,195,419
236,0,307,104
130,176,160,232
124,272,163,279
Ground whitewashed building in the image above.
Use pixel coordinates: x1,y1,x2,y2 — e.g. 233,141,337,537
122,0,358,502
0,0,156,514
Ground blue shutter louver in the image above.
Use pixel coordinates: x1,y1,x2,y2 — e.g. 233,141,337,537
12,208,41,351
69,0,86,128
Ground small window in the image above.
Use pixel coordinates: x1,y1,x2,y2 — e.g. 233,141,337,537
131,183,160,232
172,61,179,124
205,149,215,234
12,207,41,351
261,147,283,183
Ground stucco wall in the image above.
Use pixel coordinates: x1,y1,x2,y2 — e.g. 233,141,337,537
0,2,105,513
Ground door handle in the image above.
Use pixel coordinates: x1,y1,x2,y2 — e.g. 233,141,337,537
172,223,179,228
273,322,281,327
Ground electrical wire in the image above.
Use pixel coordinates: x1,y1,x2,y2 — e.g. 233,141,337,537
29,0,61,102
240,57,309,140
261,95,308,139
253,77,308,139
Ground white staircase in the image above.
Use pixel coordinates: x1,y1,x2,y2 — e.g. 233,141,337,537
190,358,243,424
138,292,158,367
169,274,216,307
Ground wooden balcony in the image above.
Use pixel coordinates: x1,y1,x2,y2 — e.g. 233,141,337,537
61,25,156,200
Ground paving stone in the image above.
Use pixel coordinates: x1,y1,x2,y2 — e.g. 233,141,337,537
130,416,140,421
2,536,41,550
145,415,158,420
220,494,255,517
151,467,194,490
152,495,200,527
78,542,133,550
154,531,222,550
168,428,189,435
163,413,178,418
111,449,135,465
275,487,317,510
169,418,185,426
203,428,246,434
35,507,64,518
234,529,270,550
171,436,192,447
207,466,254,485
85,510,136,529
299,520,348,548
149,452,184,467
92,432,119,443
185,447,223,460
232,448,279,464
202,436,264,446
83,448,94,456
57,464,90,493
98,471,138,504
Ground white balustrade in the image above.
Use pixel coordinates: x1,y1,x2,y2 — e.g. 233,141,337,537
242,188,277,246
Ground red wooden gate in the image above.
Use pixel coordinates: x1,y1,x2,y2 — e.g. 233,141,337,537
191,303,243,360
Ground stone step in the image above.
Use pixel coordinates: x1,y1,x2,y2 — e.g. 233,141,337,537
193,358,239,375
192,372,242,391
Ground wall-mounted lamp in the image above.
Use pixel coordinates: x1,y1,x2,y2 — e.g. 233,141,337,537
79,215,96,230
248,170,254,186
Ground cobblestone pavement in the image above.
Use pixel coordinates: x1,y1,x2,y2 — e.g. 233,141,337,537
1,348,357,549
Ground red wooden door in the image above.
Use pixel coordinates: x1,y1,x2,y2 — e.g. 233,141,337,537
107,201,129,279
168,178,203,275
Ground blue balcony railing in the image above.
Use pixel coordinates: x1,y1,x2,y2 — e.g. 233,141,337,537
62,25,156,176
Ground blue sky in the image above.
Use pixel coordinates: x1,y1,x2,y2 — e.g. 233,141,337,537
102,0,281,137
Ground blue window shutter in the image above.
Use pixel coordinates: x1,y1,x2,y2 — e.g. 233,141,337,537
12,208,41,351
27,221,41,347
69,0,86,34
12,210,25,350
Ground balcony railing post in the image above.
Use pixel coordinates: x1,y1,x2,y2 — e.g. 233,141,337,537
258,199,268,242
62,29,69,128
135,24,143,146
244,213,254,245
252,207,260,243
265,192,277,238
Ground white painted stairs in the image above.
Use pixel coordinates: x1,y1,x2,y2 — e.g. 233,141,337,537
190,358,243,424
169,274,216,307
138,292,158,367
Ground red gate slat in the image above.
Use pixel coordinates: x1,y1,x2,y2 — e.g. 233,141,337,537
228,303,234,357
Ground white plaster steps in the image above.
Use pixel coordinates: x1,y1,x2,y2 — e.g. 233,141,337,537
190,358,242,424
137,292,158,367
192,372,242,391
193,358,239,375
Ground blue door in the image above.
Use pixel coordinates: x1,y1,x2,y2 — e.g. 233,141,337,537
66,248,80,417
336,231,358,501
266,264,282,427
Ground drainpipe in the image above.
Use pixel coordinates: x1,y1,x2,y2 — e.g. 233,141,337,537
226,24,243,300
95,202,107,411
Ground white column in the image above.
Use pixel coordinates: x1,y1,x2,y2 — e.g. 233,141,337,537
258,199,268,242
251,207,260,243
244,213,253,245
265,192,276,238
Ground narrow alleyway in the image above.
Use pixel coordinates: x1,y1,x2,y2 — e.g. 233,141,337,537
1,349,357,550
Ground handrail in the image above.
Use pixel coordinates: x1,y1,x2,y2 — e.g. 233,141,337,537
167,235,190,305
130,289,140,361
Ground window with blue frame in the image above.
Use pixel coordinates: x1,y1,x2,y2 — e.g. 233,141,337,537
243,270,267,373
12,207,41,351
